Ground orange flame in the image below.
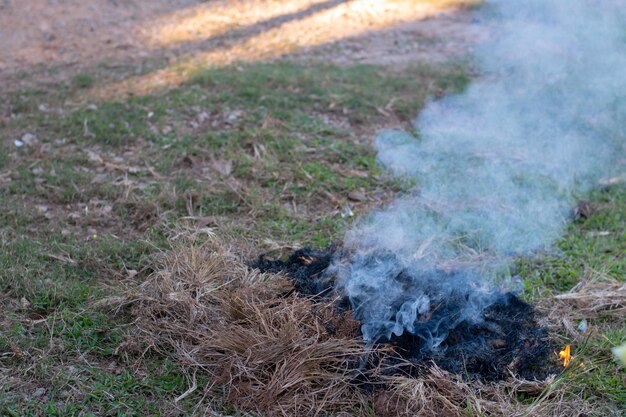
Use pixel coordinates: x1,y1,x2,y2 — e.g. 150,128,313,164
559,344,571,367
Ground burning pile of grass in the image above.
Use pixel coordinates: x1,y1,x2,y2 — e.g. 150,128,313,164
255,247,554,381
104,233,589,417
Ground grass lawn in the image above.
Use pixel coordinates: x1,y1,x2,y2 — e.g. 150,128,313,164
0,59,624,416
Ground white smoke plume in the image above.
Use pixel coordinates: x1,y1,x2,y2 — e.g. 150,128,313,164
334,0,626,345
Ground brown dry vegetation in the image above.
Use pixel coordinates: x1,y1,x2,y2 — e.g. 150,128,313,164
104,232,625,417
537,270,626,343
105,233,369,416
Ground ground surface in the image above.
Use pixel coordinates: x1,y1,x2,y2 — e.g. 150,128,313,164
0,0,484,95
0,1,624,416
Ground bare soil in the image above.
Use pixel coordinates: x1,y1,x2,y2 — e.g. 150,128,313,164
0,0,484,93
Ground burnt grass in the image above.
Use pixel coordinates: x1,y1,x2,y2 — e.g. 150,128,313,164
253,247,554,382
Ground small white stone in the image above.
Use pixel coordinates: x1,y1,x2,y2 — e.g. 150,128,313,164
32,388,46,398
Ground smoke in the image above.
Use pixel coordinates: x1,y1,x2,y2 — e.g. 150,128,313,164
334,0,626,347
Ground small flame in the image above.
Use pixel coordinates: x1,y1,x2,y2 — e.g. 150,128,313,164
559,345,571,367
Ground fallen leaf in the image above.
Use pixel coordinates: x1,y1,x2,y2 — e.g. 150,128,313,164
574,200,597,219
599,175,626,186
252,143,267,159
348,191,367,202
341,205,354,218
46,253,77,265
35,205,49,214
21,133,37,145
91,173,109,184
32,388,46,398
10,343,23,359
587,231,611,237
346,169,370,178
261,116,282,129
211,159,232,176
196,216,219,228
67,212,81,221
197,111,210,123
86,150,104,164
224,109,244,123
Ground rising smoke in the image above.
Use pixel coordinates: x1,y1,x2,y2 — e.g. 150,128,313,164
333,0,626,347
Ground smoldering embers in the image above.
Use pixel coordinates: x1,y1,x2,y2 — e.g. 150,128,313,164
254,249,551,381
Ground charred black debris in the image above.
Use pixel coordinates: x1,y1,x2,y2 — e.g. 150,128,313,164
252,247,554,381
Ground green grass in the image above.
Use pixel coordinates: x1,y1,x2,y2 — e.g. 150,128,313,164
518,188,626,299
0,231,158,302
1,59,624,415
0,228,181,416
2,60,469,416
73,73,95,89
514,186,626,413
0,353,196,417
2,61,467,245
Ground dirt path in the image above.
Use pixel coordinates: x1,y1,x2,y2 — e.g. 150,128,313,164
0,0,484,94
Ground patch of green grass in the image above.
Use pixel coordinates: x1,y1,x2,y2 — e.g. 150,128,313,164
62,100,157,146
43,61,469,147
187,62,470,125
5,160,93,204
0,357,196,417
0,231,155,306
250,209,351,247
6,89,46,115
3,62,469,236
513,186,626,414
73,73,95,89
518,187,626,299
0,224,180,415
572,328,626,405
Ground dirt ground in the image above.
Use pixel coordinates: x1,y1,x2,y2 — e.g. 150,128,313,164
0,0,484,94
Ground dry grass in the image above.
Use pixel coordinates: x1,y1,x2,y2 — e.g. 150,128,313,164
103,232,611,417
376,367,603,417
106,232,371,416
537,268,626,340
